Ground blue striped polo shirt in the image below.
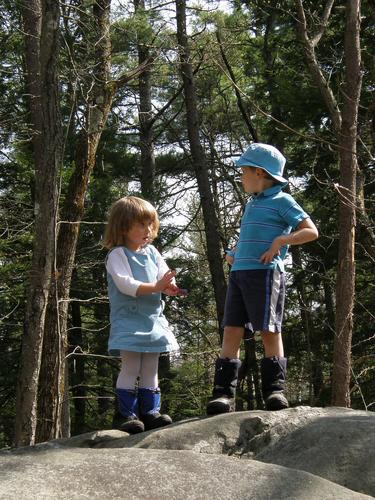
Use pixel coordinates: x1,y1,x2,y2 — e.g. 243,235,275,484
231,184,309,273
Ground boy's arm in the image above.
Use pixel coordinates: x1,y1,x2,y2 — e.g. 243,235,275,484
225,246,237,266
260,218,319,264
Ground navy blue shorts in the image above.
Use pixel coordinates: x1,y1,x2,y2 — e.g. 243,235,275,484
223,269,285,333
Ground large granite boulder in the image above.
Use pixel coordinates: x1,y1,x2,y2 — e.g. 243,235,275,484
1,406,374,499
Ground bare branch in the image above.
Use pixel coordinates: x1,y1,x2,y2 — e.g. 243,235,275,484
112,54,158,91
311,0,335,47
294,0,342,134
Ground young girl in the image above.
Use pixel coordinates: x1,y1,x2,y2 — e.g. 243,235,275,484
103,196,182,434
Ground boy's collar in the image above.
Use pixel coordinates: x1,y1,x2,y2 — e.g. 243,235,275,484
254,183,287,198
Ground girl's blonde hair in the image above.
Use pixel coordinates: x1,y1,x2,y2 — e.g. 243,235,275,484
102,196,160,249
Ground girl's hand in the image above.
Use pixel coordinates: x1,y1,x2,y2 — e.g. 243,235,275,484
163,283,179,296
164,285,188,296
154,270,176,292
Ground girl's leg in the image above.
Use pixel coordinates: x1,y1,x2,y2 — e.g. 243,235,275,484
115,351,144,433
138,352,159,389
116,350,141,389
138,352,172,430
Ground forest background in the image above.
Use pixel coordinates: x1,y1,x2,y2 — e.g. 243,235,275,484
0,0,374,448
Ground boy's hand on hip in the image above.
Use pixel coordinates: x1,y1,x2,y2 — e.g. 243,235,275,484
225,253,235,266
260,237,284,264
225,246,236,266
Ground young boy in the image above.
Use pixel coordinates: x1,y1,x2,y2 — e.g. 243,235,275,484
207,143,318,414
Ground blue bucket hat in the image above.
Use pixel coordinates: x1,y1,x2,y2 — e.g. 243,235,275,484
235,143,287,184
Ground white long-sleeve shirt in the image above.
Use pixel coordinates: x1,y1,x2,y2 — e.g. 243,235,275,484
105,245,171,298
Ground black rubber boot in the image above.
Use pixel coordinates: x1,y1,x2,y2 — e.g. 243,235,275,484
138,388,173,431
261,356,289,411
206,358,241,415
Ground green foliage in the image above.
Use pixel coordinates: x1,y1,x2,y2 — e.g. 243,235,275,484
0,0,374,447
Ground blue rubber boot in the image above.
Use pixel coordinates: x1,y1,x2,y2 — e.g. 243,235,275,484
138,388,172,431
116,389,145,434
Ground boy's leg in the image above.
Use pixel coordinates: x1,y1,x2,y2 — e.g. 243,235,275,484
260,332,288,411
206,326,243,415
207,272,246,416
220,326,244,358
261,331,284,358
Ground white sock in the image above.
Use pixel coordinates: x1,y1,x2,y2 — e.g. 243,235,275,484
139,352,159,389
116,351,141,390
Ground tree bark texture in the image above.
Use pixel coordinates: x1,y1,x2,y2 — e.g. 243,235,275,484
135,0,156,202
291,247,323,403
332,0,362,407
295,0,342,135
176,0,227,330
36,0,114,442
36,0,153,441
295,0,362,408
237,335,263,410
15,0,62,447
356,170,375,261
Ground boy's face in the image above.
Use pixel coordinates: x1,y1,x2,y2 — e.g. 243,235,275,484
240,166,262,193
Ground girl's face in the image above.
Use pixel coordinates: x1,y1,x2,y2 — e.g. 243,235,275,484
124,219,154,251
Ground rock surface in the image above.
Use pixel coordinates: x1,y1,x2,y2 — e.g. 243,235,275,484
1,406,374,499
0,447,372,500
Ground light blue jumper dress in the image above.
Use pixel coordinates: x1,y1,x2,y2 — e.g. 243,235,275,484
107,245,179,356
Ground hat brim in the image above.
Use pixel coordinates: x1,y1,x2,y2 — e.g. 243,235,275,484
234,157,288,184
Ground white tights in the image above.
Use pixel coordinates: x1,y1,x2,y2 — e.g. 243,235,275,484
116,351,159,390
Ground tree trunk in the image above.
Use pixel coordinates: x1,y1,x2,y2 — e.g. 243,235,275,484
176,0,227,330
295,0,342,135
356,169,375,261
332,0,362,407
15,0,62,447
36,0,153,441
291,247,323,403
36,0,114,442
135,0,156,202
238,335,263,410
295,0,362,408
